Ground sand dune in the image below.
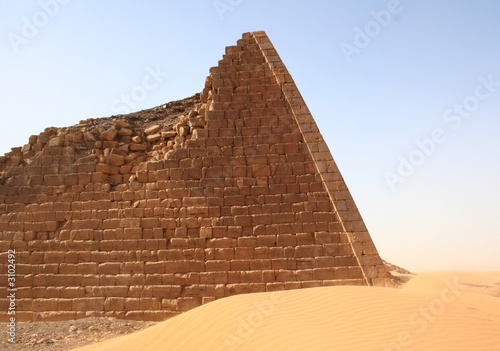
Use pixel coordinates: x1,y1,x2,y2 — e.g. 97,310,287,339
72,272,500,351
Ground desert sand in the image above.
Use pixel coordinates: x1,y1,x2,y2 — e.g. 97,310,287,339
72,271,500,351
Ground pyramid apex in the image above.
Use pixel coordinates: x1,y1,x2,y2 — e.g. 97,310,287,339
250,30,268,37
241,31,268,39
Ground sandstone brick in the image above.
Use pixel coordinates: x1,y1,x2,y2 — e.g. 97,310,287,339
257,235,276,247
109,153,125,166
101,128,117,141
250,259,272,270
145,262,165,274
76,262,99,274
277,234,296,247
349,267,364,279
206,260,230,272
130,143,148,151
312,268,335,280
141,217,160,229
170,238,189,248
234,247,254,259
206,238,235,248
161,298,178,310
43,252,65,264
72,298,106,311
214,248,234,260
120,218,141,228
44,174,64,186
139,298,161,310
145,125,161,135
124,298,141,310
152,285,181,298
295,245,320,258
254,247,269,259
146,133,161,142
32,298,58,312
98,262,121,274
296,232,315,245
234,215,252,226
227,226,242,238
272,213,295,224
104,297,125,311
241,271,263,284
226,283,251,295
189,261,205,272
177,297,202,311
251,213,272,225
231,259,250,271
335,256,358,267
165,261,190,273
200,272,228,285
55,299,73,311
33,311,77,322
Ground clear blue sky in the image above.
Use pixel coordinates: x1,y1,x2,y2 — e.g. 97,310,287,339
1,0,499,272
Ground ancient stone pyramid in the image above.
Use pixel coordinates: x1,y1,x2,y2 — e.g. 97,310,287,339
0,31,393,322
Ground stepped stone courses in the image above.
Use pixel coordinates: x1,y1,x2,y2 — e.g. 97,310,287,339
0,31,393,322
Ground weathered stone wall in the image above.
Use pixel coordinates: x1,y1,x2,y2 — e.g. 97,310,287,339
0,31,392,322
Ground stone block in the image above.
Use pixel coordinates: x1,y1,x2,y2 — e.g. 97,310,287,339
104,297,125,311
32,298,58,312
276,270,297,282
170,238,189,248
109,153,125,166
145,125,161,135
206,260,230,272
165,261,190,274
295,245,319,258
72,298,105,311
241,271,263,284
146,133,161,142
177,297,202,311
139,298,160,310
120,217,141,228
101,128,117,141
234,247,254,259
214,248,234,260
98,263,121,275
277,234,296,247
257,235,276,247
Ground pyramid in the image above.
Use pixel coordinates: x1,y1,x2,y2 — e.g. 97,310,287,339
0,31,393,322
